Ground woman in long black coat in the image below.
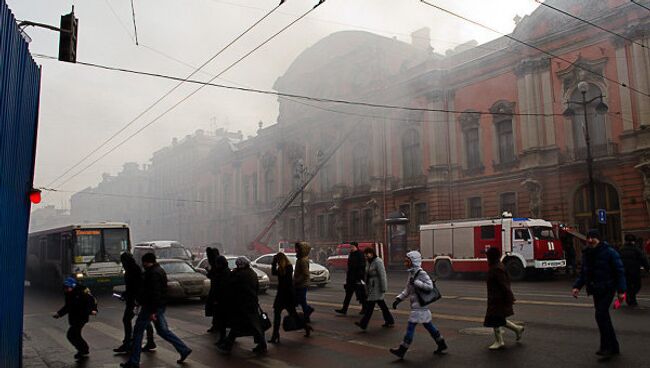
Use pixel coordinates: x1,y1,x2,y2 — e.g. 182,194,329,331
269,252,312,343
484,247,524,350
218,257,267,354
205,247,230,344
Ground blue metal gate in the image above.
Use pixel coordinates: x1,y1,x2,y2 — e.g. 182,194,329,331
0,0,42,366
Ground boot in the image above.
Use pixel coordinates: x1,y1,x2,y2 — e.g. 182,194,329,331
505,320,524,341
268,332,280,344
489,328,505,350
113,343,130,354
434,337,448,355
142,341,157,352
389,345,408,359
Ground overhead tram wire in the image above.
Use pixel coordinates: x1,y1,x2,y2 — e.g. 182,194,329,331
50,1,327,191
130,0,139,45
631,0,650,12
534,0,647,50
419,0,650,100
33,54,570,119
45,1,285,189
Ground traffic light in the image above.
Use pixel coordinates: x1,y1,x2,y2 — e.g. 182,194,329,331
29,188,42,204
58,7,78,63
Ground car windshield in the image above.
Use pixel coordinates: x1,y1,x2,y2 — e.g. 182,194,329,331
532,226,556,241
160,262,195,274
227,257,251,269
156,245,191,260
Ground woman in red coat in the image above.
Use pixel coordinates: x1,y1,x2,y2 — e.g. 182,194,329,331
484,247,524,350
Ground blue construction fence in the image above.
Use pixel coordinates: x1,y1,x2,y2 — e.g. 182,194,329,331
0,0,42,366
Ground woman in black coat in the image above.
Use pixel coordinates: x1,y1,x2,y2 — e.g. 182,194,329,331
269,252,312,343
205,247,230,344
484,247,524,350
218,257,267,354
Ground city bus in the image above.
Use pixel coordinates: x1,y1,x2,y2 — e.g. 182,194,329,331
27,223,130,289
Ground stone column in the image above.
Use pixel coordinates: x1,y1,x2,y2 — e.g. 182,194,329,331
631,38,650,126
615,42,634,131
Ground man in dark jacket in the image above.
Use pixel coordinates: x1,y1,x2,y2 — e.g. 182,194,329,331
572,229,626,359
618,234,650,306
114,252,155,353
205,247,230,344
121,253,192,368
335,242,367,315
53,277,98,360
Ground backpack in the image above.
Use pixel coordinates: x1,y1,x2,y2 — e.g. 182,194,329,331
413,269,442,306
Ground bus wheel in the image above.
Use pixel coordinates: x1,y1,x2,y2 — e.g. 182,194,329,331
505,259,525,281
434,260,453,279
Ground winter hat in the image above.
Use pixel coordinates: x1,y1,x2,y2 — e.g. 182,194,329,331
235,256,250,269
63,277,77,288
406,250,422,268
141,252,157,264
586,229,600,240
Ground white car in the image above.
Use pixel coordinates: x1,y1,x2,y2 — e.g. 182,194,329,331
196,256,270,293
251,253,330,288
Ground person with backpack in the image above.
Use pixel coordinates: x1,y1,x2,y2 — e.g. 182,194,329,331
114,252,156,354
355,247,393,330
389,251,447,359
269,252,313,343
52,277,98,360
484,247,524,350
572,229,626,358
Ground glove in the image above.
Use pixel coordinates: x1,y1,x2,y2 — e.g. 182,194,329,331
392,298,402,310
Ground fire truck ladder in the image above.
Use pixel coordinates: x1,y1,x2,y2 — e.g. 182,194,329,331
249,123,357,253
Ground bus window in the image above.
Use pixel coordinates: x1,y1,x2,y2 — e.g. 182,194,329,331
104,228,129,260
75,230,101,259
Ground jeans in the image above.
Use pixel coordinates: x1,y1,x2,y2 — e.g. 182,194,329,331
295,288,314,316
359,300,394,328
593,291,619,353
122,300,154,346
127,307,190,365
402,321,441,347
67,322,89,354
625,274,641,306
340,283,367,313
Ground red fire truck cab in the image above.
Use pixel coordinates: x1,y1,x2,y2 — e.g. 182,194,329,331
326,242,385,271
419,217,565,281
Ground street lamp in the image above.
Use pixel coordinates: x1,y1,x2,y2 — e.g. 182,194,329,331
294,159,307,241
562,81,609,234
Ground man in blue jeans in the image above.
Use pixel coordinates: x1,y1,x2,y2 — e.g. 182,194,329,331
572,229,626,359
121,253,192,368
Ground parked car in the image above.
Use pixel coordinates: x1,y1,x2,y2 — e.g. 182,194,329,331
158,259,210,300
326,242,386,272
252,253,330,288
196,255,270,293
132,241,194,266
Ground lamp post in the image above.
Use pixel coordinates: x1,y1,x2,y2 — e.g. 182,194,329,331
294,159,307,241
563,81,609,234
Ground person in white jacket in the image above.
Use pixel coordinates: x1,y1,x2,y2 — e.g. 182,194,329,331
389,251,447,359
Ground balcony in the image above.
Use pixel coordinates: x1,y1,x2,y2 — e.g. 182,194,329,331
573,142,618,161
396,175,427,190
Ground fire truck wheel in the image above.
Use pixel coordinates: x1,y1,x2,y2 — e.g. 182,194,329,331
504,259,525,281
434,260,453,279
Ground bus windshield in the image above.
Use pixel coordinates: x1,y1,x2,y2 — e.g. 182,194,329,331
531,226,556,241
104,228,129,260
75,230,101,258
74,228,129,262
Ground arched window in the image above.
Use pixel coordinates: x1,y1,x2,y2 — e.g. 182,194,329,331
264,167,275,203
491,101,516,164
574,182,621,244
352,145,369,187
570,83,607,157
402,129,422,179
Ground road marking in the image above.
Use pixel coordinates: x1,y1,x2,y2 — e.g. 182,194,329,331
90,321,211,368
41,327,76,352
248,356,301,368
347,339,391,350
458,296,591,308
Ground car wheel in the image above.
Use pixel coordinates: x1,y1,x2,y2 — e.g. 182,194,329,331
505,258,525,281
434,260,453,279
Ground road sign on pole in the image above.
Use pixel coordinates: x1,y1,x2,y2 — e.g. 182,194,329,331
597,209,607,224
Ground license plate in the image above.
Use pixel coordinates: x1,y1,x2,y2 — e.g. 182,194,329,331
97,278,111,283
186,288,202,294
312,277,325,282
539,260,564,268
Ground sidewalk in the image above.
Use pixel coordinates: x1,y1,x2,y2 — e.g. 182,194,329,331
23,335,48,368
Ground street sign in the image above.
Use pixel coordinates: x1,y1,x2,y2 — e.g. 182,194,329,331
597,209,607,224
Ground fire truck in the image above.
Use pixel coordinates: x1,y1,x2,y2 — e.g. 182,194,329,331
326,242,386,271
419,217,565,281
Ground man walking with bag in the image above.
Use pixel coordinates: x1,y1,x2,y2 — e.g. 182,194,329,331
572,229,626,359
335,242,367,315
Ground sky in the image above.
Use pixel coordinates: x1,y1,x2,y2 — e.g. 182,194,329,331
8,0,541,209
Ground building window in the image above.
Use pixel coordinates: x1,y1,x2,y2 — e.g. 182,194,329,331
350,211,360,237
402,129,422,179
468,197,482,218
243,177,250,205
320,162,333,193
327,213,336,239
465,128,481,169
414,203,427,233
500,192,517,216
353,145,369,187
496,120,515,163
264,168,274,203
317,215,326,239
251,173,258,203
362,208,373,236
570,83,607,157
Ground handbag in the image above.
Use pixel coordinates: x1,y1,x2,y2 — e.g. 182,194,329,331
413,270,442,306
282,312,305,332
259,306,272,331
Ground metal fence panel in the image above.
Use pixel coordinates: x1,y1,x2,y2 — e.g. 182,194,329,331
0,0,42,366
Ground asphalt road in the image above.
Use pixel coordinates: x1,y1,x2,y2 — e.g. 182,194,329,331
23,271,650,368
